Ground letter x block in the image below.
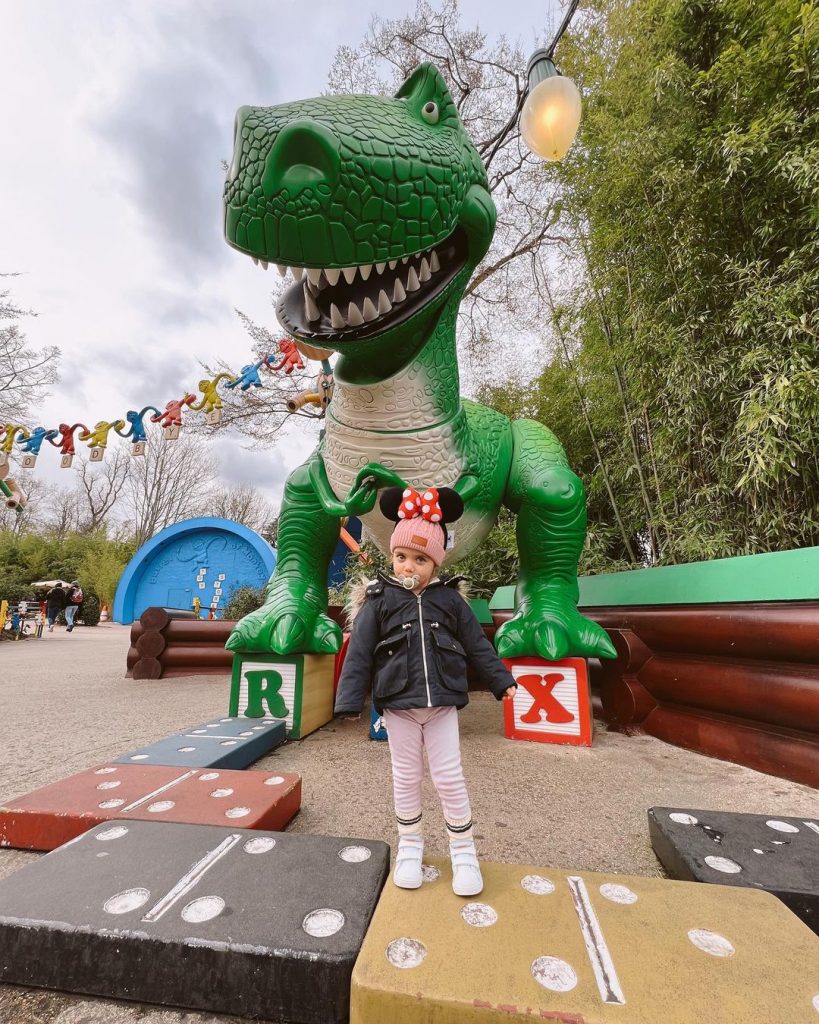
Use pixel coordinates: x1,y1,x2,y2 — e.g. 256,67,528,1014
502,656,592,746
0,821,389,1022
230,652,335,739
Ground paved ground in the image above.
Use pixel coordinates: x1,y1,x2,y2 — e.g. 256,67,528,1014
0,624,816,1023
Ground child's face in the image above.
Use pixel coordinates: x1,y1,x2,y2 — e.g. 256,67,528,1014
392,546,437,592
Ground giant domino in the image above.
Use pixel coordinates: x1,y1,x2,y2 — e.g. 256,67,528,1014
0,821,389,1022
351,857,819,1022
649,806,819,936
0,764,301,850
114,715,286,769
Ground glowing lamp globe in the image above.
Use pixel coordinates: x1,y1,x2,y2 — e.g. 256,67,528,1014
520,52,582,162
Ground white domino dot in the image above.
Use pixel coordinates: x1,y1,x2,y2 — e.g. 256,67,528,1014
225,806,251,818
199,773,219,781
688,929,735,957
339,845,371,863
303,908,345,937
705,856,742,874
99,798,125,809
148,800,175,813
130,754,149,760
669,812,698,825
178,747,196,753
244,837,276,854
220,740,237,747
96,780,121,790
521,874,555,895
460,902,497,927
531,956,578,992
422,864,440,882
104,888,150,915
182,896,225,923
96,826,128,841
386,938,427,969
210,788,234,798
264,776,285,785
766,820,799,834
600,883,638,904
94,768,117,775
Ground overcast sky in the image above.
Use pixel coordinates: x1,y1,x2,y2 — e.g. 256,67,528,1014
1,0,560,507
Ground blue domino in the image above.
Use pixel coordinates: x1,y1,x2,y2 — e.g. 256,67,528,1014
114,716,286,769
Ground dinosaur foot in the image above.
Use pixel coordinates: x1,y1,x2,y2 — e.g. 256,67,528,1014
495,599,616,661
225,582,341,656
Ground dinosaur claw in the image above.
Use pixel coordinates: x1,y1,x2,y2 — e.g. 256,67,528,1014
535,622,567,661
272,613,306,654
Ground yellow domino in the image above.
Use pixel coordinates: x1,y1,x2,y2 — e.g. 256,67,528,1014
351,858,819,1023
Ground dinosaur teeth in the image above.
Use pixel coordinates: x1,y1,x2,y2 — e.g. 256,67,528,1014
375,262,386,275
401,256,409,264
393,278,406,303
377,289,392,315
430,250,440,273
342,266,357,285
277,264,289,277
330,303,345,329
406,265,421,292
325,268,341,286
291,267,305,282
347,301,365,327
252,257,259,266
306,268,323,287
260,260,269,270
303,283,321,323
419,257,431,282
388,260,397,270
359,264,373,281
362,296,378,321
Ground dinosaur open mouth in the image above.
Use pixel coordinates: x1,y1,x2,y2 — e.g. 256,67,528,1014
261,227,468,343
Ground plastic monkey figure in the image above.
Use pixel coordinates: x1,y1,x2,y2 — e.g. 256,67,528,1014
79,420,125,449
1,425,30,454
18,426,58,455
190,373,235,414
225,360,266,392
268,339,305,375
116,407,161,444
48,423,90,457
151,395,195,429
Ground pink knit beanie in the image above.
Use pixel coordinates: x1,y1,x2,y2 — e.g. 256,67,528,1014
390,516,446,567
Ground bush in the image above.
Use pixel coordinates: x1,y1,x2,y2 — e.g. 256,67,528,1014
223,586,266,621
79,591,101,626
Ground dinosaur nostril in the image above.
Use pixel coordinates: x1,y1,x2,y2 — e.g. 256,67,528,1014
262,119,341,198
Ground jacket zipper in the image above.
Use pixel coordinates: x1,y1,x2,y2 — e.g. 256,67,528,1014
417,593,432,707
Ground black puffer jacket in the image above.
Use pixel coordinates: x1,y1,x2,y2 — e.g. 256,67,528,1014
334,572,516,715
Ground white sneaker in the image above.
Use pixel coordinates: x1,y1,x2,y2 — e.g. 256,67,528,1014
48,625,53,632
450,837,483,896
393,833,424,889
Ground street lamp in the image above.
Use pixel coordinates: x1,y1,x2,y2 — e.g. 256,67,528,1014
520,50,582,161
519,0,582,162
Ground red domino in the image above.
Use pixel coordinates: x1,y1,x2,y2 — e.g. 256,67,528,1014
502,656,592,746
0,765,301,851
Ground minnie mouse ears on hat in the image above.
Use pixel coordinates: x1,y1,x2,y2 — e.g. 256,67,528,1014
379,485,464,524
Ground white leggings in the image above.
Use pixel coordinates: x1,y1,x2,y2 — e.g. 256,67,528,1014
383,706,473,839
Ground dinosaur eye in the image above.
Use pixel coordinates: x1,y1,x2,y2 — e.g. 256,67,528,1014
421,101,439,124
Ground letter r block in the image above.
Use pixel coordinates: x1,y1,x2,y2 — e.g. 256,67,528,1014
502,656,592,746
230,652,335,739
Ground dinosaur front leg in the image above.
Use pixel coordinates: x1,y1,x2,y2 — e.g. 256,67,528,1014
225,452,342,655
496,420,616,661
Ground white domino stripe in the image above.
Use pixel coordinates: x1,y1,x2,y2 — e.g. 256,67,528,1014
121,770,198,812
567,875,626,1005
803,821,819,836
142,833,242,922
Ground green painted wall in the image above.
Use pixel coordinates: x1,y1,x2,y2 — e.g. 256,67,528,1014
489,546,819,610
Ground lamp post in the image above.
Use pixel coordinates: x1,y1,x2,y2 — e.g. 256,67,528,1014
520,0,582,161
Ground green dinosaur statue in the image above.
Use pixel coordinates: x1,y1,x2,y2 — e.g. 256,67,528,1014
223,63,615,663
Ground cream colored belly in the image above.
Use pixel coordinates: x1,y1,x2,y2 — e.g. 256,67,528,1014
322,416,491,563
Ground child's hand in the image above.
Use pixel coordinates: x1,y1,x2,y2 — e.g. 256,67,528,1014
503,686,517,700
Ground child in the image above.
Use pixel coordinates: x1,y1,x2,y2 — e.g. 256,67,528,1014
334,485,517,896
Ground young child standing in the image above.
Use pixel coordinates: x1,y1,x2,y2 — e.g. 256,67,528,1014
334,485,517,896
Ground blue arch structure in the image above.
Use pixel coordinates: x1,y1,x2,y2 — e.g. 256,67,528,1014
113,517,276,624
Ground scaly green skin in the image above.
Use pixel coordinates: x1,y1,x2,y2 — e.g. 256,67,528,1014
223,64,615,662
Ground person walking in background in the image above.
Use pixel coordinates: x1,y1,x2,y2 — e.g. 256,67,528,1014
45,583,67,632
64,580,83,633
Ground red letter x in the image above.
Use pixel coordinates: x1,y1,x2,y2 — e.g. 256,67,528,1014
517,673,575,725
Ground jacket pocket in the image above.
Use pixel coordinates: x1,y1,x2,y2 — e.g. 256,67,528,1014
431,630,468,692
373,630,410,700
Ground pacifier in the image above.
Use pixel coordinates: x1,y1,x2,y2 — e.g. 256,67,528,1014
401,574,420,590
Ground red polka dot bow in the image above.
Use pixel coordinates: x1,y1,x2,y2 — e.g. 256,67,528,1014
397,487,443,523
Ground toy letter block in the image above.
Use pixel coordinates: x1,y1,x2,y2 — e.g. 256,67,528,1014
132,441,146,456
649,807,819,937
0,821,389,1022
502,656,592,746
21,453,36,468
60,453,73,468
0,764,301,851
114,715,286,770
164,424,180,440
89,447,104,462
230,652,335,739
207,408,222,425
351,858,819,1024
